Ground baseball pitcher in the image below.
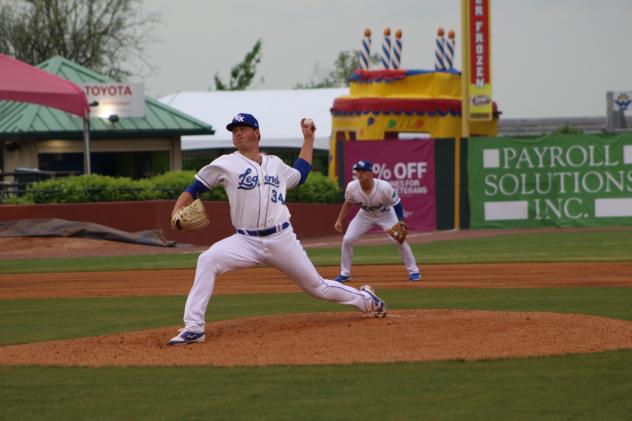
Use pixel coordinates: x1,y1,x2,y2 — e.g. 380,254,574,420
333,160,421,282
167,114,387,345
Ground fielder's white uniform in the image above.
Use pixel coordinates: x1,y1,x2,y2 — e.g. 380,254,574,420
182,152,379,332
340,178,419,278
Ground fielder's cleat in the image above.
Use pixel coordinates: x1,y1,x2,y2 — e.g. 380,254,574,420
167,328,205,345
409,272,422,282
334,274,351,283
360,285,387,318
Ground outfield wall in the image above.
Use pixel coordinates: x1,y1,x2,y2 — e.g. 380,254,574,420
0,201,342,246
467,133,632,228
3,133,630,244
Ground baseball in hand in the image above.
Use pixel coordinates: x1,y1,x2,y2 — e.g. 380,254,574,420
303,118,315,132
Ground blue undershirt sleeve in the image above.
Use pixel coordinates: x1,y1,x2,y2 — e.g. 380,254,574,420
184,179,209,198
393,201,405,221
293,158,312,185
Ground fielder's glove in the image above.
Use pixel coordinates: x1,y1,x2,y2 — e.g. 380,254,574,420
171,199,209,230
387,221,408,244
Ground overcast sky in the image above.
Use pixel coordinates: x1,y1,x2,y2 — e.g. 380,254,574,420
138,0,631,119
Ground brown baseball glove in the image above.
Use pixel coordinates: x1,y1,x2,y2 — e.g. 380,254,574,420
387,221,408,244
171,199,209,230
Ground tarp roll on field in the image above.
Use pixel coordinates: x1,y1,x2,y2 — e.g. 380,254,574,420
468,133,632,228
0,218,176,247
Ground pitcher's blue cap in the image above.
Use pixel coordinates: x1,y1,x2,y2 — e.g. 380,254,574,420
353,160,373,171
226,113,259,131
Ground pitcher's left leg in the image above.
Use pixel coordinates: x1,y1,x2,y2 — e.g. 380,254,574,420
264,228,374,312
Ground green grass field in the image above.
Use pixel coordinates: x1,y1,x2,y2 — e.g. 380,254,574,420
1,229,631,420
1,230,631,274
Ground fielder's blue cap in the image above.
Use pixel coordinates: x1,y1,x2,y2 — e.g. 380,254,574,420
226,113,259,131
353,160,373,171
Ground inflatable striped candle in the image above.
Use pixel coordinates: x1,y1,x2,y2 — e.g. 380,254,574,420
381,28,392,69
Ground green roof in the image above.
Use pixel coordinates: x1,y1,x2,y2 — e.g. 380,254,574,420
0,56,214,139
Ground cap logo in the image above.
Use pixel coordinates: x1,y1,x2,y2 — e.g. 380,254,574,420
234,114,245,122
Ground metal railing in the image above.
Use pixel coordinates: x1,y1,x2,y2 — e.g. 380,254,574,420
0,169,78,201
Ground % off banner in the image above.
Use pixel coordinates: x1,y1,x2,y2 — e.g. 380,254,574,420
343,139,436,231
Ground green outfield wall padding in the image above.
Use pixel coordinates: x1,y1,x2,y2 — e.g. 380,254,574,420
468,133,632,228
434,138,455,229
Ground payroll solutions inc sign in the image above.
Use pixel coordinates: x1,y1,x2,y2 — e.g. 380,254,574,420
468,134,632,228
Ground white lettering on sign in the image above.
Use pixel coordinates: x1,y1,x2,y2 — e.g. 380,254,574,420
501,145,619,169
474,14,485,87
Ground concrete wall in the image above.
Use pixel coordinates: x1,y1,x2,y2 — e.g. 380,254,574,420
0,200,341,246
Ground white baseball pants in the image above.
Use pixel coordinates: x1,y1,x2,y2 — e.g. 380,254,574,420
340,208,419,277
182,225,375,332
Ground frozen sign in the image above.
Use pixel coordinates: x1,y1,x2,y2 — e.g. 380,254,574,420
467,0,492,121
83,83,145,118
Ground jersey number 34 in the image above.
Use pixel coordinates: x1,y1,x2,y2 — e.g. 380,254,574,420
271,189,285,204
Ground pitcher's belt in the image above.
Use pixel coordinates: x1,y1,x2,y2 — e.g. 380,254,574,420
237,221,290,237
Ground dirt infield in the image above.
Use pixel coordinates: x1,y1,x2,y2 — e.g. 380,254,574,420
1,234,632,367
2,310,632,367
2,262,632,299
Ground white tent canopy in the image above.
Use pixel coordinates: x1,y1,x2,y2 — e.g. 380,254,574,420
159,88,348,151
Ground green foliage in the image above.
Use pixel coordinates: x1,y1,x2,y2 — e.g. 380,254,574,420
140,171,197,199
10,169,337,204
21,174,143,203
286,172,343,203
214,39,263,90
0,0,159,80
554,125,584,135
295,49,380,88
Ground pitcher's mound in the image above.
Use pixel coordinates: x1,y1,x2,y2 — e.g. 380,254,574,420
2,310,632,367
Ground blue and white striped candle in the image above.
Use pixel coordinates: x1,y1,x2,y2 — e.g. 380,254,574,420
434,27,446,71
446,29,456,69
391,29,402,69
381,28,392,69
360,28,372,70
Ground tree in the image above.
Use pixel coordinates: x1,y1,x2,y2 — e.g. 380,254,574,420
295,49,380,89
554,125,584,135
0,0,159,81
213,39,263,91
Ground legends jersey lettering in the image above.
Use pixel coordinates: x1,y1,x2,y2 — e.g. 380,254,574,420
263,174,280,188
362,204,388,212
237,168,259,190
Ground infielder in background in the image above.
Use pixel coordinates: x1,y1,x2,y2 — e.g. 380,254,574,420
334,160,421,282
167,114,387,345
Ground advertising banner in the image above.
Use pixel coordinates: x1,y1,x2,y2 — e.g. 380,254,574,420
468,134,632,228
606,91,632,131
467,0,493,121
82,83,145,118
343,140,436,231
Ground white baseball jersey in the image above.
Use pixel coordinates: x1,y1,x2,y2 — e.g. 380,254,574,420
179,152,382,333
344,178,400,218
339,178,419,278
195,152,301,230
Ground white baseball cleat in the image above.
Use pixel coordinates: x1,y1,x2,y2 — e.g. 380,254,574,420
168,328,205,345
360,285,387,318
